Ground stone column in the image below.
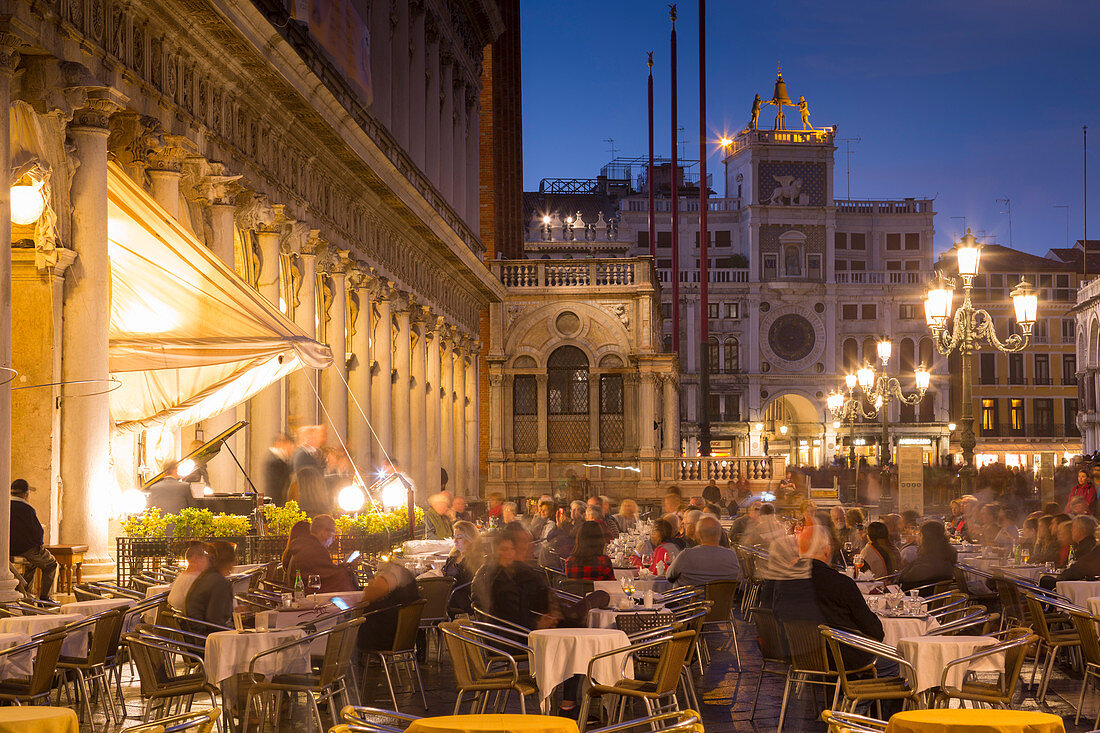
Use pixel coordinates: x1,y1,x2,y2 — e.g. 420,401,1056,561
409,315,428,502
317,248,349,445
424,313,442,494
637,372,657,457
623,373,638,453
347,269,374,475
488,368,504,459
0,38,23,596
439,53,454,204
451,78,467,223
452,338,467,497
535,374,549,458
389,0,409,150
370,286,394,463
588,370,601,454
203,191,241,493
408,4,427,171
466,95,479,229
369,0,391,129
424,16,442,185
663,375,681,456
288,232,319,429
465,345,479,496
391,295,413,475
60,91,123,568
440,332,455,490
248,215,285,474
502,373,514,456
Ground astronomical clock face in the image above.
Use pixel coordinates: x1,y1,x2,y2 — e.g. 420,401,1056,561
760,306,825,372
768,314,816,362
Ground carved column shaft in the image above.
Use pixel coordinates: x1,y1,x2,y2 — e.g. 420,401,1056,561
424,18,442,185
204,201,240,492
249,226,285,473
389,1,409,151
439,58,454,207
409,320,428,503
391,303,413,474
321,268,348,444
371,293,394,461
663,376,681,455
408,6,427,171
452,341,466,497
451,80,467,224
465,347,479,496
289,244,318,428
424,321,442,494
347,276,373,474
637,373,657,457
440,336,455,489
535,374,549,458
588,370,601,453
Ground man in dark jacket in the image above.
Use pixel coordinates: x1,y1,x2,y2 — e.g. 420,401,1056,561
262,433,294,505
9,480,57,600
807,527,885,669
1042,515,1100,587
473,523,551,629
285,514,356,592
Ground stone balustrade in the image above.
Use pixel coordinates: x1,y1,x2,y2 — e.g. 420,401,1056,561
835,270,929,285
834,199,934,214
493,258,656,290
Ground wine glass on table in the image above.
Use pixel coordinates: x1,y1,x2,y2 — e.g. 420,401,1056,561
307,574,321,601
641,553,652,573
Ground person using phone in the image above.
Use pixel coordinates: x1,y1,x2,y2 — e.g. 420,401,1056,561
285,514,356,592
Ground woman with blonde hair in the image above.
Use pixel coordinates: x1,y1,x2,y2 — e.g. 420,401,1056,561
613,499,640,534
444,520,483,617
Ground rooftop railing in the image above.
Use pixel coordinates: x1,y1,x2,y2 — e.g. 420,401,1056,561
493,258,654,289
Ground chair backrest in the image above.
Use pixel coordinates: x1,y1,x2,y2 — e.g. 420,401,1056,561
703,580,738,624
439,621,487,687
821,709,887,733
647,630,697,695
820,626,902,698
782,619,831,673
339,705,422,730
1023,593,1074,645
997,628,1036,697
120,708,221,733
319,617,367,687
389,598,426,653
1070,610,1100,667
615,611,675,637
993,577,1023,621
84,608,126,666
558,579,594,597
27,631,67,697
417,577,456,622
952,565,973,596
748,606,789,663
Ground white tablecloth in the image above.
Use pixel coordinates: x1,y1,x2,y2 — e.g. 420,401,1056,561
0,614,87,657
896,634,1005,692
1057,581,1100,607
61,598,138,633
877,614,940,649
204,629,309,684
997,564,1046,582
0,632,32,679
403,540,454,556
528,628,634,712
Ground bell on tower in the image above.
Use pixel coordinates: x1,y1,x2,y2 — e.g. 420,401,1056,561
767,64,796,131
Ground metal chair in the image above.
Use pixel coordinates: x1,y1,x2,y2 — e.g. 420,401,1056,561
777,619,856,732
123,632,219,723
818,626,918,715
747,606,790,723
364,598,428,712
1023,591,1082,701
587,709,704,733
821,709,887,733
439,619,537,715
416,576,455,665
0,630,66,706
57,608,126,724
1066,605,1100,727
700,579,741,669
931,627,1036,710
120,708,221,733
338,705,421,732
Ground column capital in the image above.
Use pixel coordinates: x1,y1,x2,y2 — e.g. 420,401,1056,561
315,244,349,276
347,263,377,291
182,158,242,206
146,134,196,173
0,33,22,75
71,89,126,131
535,373,548,385
235,193,278,233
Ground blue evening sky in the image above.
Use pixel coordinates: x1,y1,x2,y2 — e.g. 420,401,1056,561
521,0,1100,257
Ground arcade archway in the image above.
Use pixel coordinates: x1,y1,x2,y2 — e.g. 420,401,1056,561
761,392,826,467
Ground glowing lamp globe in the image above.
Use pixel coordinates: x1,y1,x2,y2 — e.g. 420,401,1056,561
955,231,981,278
857,365,875,391
832,420,841,430
337,484,366,513
826,391,844,413
10,181,45,226
753,422,764,432
948,422,957,431
1010,278,1038,329
914,364,931,392
121,489,148,515
378,473,410,509
778,425,788,436
844,373,857,391
876,339,893,366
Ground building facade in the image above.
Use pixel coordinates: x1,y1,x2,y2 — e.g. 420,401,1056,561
936,245,1082,468
522,73,951,471
3,0,505,576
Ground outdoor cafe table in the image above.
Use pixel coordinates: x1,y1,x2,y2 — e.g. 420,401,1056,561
586,606,668,630
0,632,33,678
997,564,1046,582
0,613,86,657
528,628,633,714
895,635,1004,693
1057,580,1100,607
203,628,310,685
60,597,140,633
875,613,939,649
886,709,1065,733
0,706,79,733
405,714,578,733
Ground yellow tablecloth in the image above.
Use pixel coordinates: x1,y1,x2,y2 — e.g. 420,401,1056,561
405,714,578,733
0,706,79,733
887,709,1065,733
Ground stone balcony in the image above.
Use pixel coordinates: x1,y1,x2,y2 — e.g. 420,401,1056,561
834,198,934,214
492,257,658,291
835,270,930,285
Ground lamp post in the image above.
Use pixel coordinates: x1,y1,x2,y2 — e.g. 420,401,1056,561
827,383,881,498
924,230,1038,494
830,344,929,511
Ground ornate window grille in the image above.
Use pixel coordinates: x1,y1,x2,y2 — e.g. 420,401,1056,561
548,346,589,453
600,374,624,453
512,375,537,453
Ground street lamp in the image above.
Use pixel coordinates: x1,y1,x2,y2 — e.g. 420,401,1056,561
836,344,930,510
924,230,1038,494
827,387,879,490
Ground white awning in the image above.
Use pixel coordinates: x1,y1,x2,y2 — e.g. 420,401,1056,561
106,162,332,434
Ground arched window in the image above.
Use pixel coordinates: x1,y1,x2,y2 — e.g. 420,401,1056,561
843,338,859,374
547,346,589,453
512,376,537,453
599,374,624,452
900,338,916,422
724,338,739,372
708,337,720,373
862,338,877,366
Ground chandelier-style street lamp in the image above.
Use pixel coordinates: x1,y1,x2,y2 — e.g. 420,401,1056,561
924,230,1037,494
827,384,882,489
829,341,929,510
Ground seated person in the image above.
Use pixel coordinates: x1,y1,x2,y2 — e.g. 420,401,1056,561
666,517,741,587
183,541,236,634
563,521,614,581
472,523,552,630
146,462,191,517
1052,514,1074,567
898,522,957,594
424,493,454,540
857,521,900,579
898,511,921,566
443,520,483,617
357,557,420,652
280,519,312,580
168,542,212,610
286,514,356,592
993,507,1021,550
1042,515,1100,587
1031,515,1058,564
634,518,681,575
